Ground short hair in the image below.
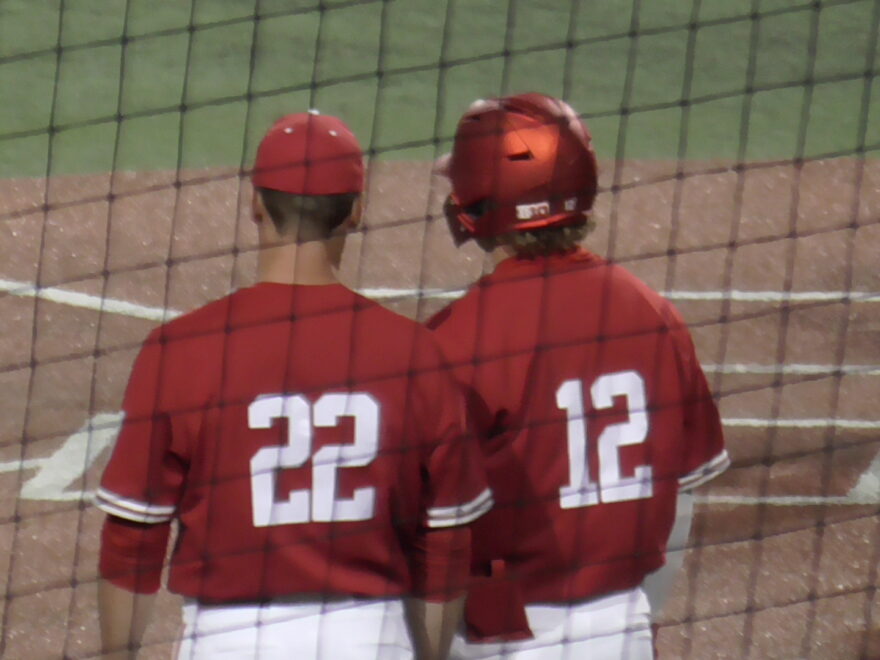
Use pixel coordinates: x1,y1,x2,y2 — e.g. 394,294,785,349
256,187,358,241
476,218,596,258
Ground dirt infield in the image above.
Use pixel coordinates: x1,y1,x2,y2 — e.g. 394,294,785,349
1,158,879,658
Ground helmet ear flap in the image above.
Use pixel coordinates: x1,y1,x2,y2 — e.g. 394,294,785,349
443,195,475,247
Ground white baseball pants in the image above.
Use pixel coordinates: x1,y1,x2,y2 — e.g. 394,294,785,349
449,587,653,660
176,597,413,659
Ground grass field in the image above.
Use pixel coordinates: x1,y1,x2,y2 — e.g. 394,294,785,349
1,0,878,177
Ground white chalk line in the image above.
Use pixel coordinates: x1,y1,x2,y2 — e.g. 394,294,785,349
849,451,880,504
0,277,178,322
703,363,880,376
696,495,853,506
725,418,880,430
0,412,123,501
701,450,880,506
2,278,880,325
361,287,880,304
665,290,880,304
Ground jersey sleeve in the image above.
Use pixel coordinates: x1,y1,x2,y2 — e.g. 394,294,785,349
94,328,187,524
411,332,493,529
99,515,171,593
668,312,730,491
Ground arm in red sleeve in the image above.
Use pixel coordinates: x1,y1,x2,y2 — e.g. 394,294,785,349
96,328,185,523
409,526,471,602
99,514,171,594
405,526,471,660
98,515,167,657
667,310,729,490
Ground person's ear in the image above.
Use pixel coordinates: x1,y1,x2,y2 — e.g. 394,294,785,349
433,153,451,177
346,194,364,230
251,188,266,224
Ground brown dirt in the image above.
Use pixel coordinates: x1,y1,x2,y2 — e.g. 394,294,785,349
0,158,878,658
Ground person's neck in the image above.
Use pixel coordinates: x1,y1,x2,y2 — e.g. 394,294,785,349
490,244,517,267
257,240,341,286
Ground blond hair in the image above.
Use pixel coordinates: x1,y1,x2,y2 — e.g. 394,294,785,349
476,218,596,258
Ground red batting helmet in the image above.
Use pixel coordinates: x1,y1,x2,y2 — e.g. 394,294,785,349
442,93,598,244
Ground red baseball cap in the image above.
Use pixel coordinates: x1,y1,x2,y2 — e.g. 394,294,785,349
252,111,364,195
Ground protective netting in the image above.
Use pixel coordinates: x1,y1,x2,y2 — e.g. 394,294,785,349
1,0,878,657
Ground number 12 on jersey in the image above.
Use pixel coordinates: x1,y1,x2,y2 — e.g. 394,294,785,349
556,370,653,509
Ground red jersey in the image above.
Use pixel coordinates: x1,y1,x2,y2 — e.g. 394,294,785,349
97,282,491,602
428,248,728,604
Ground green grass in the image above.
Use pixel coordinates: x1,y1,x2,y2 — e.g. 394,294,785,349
0,0,877,176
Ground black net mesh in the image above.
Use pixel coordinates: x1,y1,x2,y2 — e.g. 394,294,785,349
0,0,878,657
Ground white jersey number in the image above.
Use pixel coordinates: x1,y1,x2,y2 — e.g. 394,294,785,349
557,371,652,509
249,393,379,526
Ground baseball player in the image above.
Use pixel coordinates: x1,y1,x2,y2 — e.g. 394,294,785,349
95,111,492,660
428,93,730,659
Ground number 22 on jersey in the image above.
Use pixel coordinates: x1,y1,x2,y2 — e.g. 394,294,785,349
557,370,652,509
248,392,380,527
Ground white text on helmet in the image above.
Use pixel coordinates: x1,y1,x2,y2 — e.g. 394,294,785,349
516,201,551,220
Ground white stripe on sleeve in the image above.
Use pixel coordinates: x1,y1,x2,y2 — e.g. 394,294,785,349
93,487,176,524
679,450,731,491
426,487,493,528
